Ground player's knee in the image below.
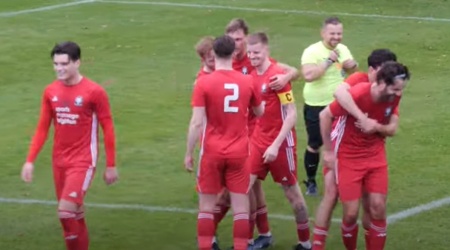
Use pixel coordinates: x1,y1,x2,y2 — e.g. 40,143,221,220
229,192,249,214
369,199,386,219
282,184,306,206
58,199,79,213
199,194,218,212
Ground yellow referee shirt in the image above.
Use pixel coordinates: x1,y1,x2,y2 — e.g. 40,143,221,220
301,41,354,106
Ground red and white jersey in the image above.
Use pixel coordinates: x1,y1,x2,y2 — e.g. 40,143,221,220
192,70,262,158
251,62,296,149
331,71,370,137
329,82,400,168
26,77,116,168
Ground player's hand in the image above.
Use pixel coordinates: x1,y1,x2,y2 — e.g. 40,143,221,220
184,155,194,172
355,117,378,134
329,50,339,62
268,74,289,91
21,162,34,183
263,145,279,163
104,167,118,185
323,150,336,170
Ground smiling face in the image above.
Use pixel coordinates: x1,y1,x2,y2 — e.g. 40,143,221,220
321,23,343,48
53,54,80,81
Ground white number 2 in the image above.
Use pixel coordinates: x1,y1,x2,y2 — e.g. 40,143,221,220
224,83,239,113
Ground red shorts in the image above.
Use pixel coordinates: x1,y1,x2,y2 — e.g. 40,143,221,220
197,154,250,194
53,166,96,205
249,143,297,185
337,160,388,201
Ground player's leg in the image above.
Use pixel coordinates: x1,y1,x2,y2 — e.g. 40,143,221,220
337,163,365,250
226,157,253,250
214,189,231,227
270,147,311,250
252,179,274,249
303,104,325,196
361,191,371,247
248,143,271,249
312,167,338,250
58,167,95,250
365,166,389,250
196,155,224,250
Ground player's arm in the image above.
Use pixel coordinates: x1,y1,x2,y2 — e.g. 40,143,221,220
277,62,300,81
320,101,348,151
186,107,205,154
94,88,116,169
333,82,366,121
250,83,264,117
271,89,297,148
375,114,399,137
25,91,53,164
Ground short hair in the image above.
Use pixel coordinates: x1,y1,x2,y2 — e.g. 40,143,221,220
213,35,235,59
367,49,397,68
225,18,249,35
195,36,214,59
322,17,341,28
247,32,269,46
51,41,81,61
376,61,410,86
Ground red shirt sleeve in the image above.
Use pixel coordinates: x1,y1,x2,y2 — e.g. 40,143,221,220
93,87,116,167
329,100,349,117
191,79,205,107
26,90,52,163
250,83,262,107
344,72,368,87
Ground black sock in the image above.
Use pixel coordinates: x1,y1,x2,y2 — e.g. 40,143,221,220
304,149,320,184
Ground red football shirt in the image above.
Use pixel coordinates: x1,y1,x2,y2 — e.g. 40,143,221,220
192,70,262,158
251,63,297,149
329,82,400,168
196,68,211,79
26,77,116,168
345,72,369,87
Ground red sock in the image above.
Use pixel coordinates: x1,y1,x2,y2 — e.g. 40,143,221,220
197,212,215,250
58,210,80,250
312,225,328,250
233,213,250,250
213,204,230,227
364,229,370,249
369,219,387,250
256,206,270,235
76,212,89,250
341,222,358,250
249,212,256,240
297,220,311,242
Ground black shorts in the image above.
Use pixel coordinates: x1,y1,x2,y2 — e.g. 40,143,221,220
303,104,326,150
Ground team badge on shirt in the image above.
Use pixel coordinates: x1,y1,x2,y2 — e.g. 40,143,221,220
384,107,392,117
261,83,267,94
74,96,83,106
242,67,248,75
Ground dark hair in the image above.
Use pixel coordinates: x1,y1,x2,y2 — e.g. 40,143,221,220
376,61,410,86
367,49,397,68
322,16,341,27
247,32,269,46
51,41,81,61
225,18,249,35
213,35,235,59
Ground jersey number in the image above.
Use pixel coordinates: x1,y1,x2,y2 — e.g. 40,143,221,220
224,83,239,113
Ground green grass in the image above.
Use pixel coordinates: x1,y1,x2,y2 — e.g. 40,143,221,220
0,0,449,249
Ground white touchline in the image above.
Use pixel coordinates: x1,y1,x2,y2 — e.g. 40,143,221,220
386,196,450,224
96,0,450,23
0,197,340,223
2,196,450,224
0,0,95,18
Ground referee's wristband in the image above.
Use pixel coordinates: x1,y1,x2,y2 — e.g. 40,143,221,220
325,58,334,67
